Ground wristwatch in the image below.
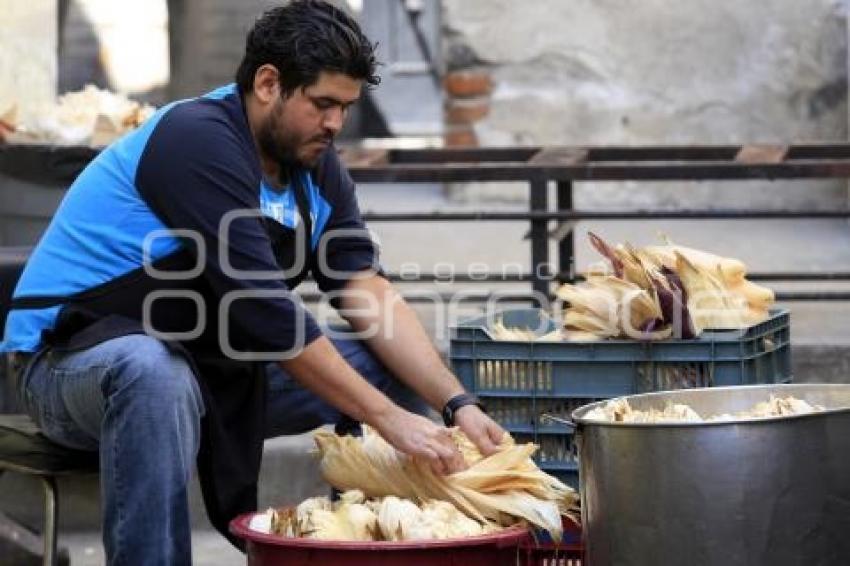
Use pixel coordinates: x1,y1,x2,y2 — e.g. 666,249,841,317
441,393,486,426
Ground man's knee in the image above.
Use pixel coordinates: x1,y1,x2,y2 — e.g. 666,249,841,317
103,335,202,413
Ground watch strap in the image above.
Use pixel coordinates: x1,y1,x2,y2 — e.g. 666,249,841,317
441,393,485,426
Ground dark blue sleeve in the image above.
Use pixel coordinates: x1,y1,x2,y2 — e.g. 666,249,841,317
135,103,322,354
312,148,383,294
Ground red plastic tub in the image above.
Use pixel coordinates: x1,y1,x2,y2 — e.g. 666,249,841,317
519,518,584,565
230,511,533,566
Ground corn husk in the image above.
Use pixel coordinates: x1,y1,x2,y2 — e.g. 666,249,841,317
675,252,752,332
491,319,539,341
268,492,379,540
642,243,747,283
313,427,579,542
726,277,775,311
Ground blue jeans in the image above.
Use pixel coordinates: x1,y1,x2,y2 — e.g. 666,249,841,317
17,333,427,565
264,334,429,437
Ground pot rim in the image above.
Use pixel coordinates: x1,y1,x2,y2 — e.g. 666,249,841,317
571,383,850,428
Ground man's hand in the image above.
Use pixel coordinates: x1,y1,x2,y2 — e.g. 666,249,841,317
372,406,466,476
453,405,506,456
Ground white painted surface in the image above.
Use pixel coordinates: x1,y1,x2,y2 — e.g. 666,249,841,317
0,0,57,122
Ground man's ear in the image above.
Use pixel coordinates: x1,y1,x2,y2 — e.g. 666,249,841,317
253,64,280,105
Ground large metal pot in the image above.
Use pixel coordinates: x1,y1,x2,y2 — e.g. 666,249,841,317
571,384,850,566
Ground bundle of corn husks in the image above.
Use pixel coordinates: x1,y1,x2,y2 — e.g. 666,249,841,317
312,426,579,542
250,489,502,541
550,233,774,340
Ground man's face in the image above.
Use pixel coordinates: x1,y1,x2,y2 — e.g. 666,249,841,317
257,71,362,169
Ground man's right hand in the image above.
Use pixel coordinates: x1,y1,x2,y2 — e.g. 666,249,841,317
371,406,466,476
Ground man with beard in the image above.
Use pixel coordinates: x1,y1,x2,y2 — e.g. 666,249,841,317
0,1,504,564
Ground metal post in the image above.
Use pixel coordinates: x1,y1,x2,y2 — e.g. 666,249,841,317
556,181,575,283
40,475,58,566
529,178,549,300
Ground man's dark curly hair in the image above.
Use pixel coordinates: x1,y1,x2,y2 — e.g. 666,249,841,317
236,0,380,96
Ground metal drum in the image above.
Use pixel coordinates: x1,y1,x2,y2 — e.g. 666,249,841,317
572,384,850,566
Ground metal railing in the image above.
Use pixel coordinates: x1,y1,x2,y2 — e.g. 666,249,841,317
340,143,850,302
2,142,849,301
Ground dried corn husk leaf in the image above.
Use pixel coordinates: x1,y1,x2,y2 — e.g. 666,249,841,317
563,309,619,336
619,288,662,329
643,242,747,283
615,244,654,289
408,500,487,539
588,232,624,277
272,493,378,540
675,253,750,332
727,277,775,310
376,496,420,541
335,502,379,541
556,281,619,322
491,319,539,341
538,329,566,341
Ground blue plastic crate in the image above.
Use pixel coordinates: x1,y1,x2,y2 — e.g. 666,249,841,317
449,308,791,487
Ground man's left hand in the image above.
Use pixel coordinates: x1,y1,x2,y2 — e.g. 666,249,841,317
453,405,505,456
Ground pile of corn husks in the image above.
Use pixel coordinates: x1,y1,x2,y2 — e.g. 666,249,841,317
583,395,825,424
492,233,774,342
250,426,579,542
250,489,503,541
1,85,155,146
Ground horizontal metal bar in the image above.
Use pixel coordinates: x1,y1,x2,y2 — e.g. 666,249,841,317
377,271,850,283
386,147,540,164
297,290,850,302
583,144,850,162
362,209,850,221
384,273,540,283
348,159,850,183
748,272,850,281
775,292,850,301
356,144,850,165
298,292,542,304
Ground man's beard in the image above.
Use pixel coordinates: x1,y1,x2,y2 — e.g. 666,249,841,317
257,102,330,169
257,107,300,168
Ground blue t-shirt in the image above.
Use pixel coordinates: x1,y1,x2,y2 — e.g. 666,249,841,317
1,84,378,356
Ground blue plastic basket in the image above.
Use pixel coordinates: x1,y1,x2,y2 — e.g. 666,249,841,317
449,308,791,486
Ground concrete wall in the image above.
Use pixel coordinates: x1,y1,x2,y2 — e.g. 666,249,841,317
0,0,57,124
167,0,353,100
167,0,282,100
442,0,849,209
